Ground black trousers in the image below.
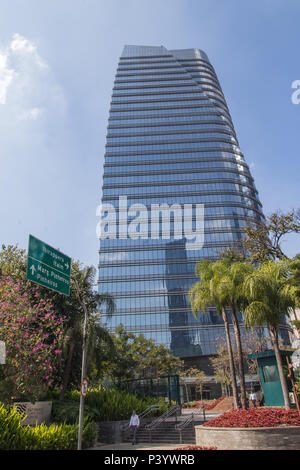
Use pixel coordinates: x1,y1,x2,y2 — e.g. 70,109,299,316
131,425,138,444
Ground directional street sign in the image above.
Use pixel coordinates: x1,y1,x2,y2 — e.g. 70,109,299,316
26,234,71,296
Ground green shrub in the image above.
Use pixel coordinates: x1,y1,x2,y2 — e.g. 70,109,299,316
0,404,29,450
27,418,97,450
51,399,103,425
0,404,97,450
62,388,168,422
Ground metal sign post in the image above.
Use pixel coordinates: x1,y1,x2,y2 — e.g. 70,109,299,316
0,341,5,365
73,278,89,450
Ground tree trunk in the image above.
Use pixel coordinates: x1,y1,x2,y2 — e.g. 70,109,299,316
231,305,247,409
222,307,239,409
184,380,189,404
59,337,75,403
270,327,291,410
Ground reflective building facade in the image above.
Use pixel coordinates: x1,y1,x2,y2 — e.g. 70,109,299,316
98,45,289,358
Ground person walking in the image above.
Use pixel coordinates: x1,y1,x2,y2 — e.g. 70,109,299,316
256,390,264,407
249,391,257,407
129,410,140,445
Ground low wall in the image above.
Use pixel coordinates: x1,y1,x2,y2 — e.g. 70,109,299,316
195,424,300,450
97,417,153,444
97,419,128,444
13,401,52,426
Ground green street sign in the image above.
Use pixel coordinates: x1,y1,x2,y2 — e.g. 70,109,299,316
27,234,71,296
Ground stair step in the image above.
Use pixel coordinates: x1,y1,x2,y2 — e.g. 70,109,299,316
122,422,198,444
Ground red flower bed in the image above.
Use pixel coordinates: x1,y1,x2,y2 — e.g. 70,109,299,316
203,408,300,428
173,445,217,450
195,396,225,410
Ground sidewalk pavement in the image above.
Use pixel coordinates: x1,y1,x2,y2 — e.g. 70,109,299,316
89,442,190,451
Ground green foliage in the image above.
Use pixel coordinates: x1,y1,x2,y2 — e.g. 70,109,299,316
0,403,97,450
242,209,300,263
243,260,295,331
51,400,100,425
0,404,29,450
287,254,300,308
53,388,167,422
102,323,182,382
291,320,300,330
0,244,27,279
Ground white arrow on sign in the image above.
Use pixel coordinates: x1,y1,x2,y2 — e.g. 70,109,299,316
65,263,69,270
30,265,36,275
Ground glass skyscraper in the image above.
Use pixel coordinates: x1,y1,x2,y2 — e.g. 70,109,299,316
98,45,288,358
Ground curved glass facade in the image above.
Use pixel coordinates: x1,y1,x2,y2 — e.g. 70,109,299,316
98,45,290,357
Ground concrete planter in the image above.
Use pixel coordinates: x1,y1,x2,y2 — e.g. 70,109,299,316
195,424,300,450
13,401,52,426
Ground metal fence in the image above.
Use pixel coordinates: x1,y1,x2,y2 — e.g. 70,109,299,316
103,374,181,405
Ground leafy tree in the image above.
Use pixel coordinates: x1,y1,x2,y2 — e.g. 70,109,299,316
0,245,27,279
242,210,300,263
243,260,295,409
103,324,182,382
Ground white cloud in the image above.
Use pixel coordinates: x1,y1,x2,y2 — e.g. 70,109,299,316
10,33,48,69
19,107,45,120
0,50,16,104
0,33,65,121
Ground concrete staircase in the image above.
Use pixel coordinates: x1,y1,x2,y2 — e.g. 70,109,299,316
122,420,204,444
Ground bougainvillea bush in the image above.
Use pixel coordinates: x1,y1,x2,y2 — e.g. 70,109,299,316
0,276,64,403
204,408,300,428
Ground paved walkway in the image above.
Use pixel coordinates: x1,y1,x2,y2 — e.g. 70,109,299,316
89,442,190,450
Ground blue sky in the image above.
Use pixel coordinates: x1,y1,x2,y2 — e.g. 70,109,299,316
0,0,299,269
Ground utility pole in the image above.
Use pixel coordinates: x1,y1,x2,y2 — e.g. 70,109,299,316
73,278,89,450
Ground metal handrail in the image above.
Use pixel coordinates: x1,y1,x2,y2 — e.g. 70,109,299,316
145,405,181,430
139,404,161,420
121,404,161,432
175,414,194,430
183,404,206,420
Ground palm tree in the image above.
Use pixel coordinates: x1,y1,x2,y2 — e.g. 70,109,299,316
212,259,255,409
243,260,295,410
189,260,239,409
59,264,115,401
